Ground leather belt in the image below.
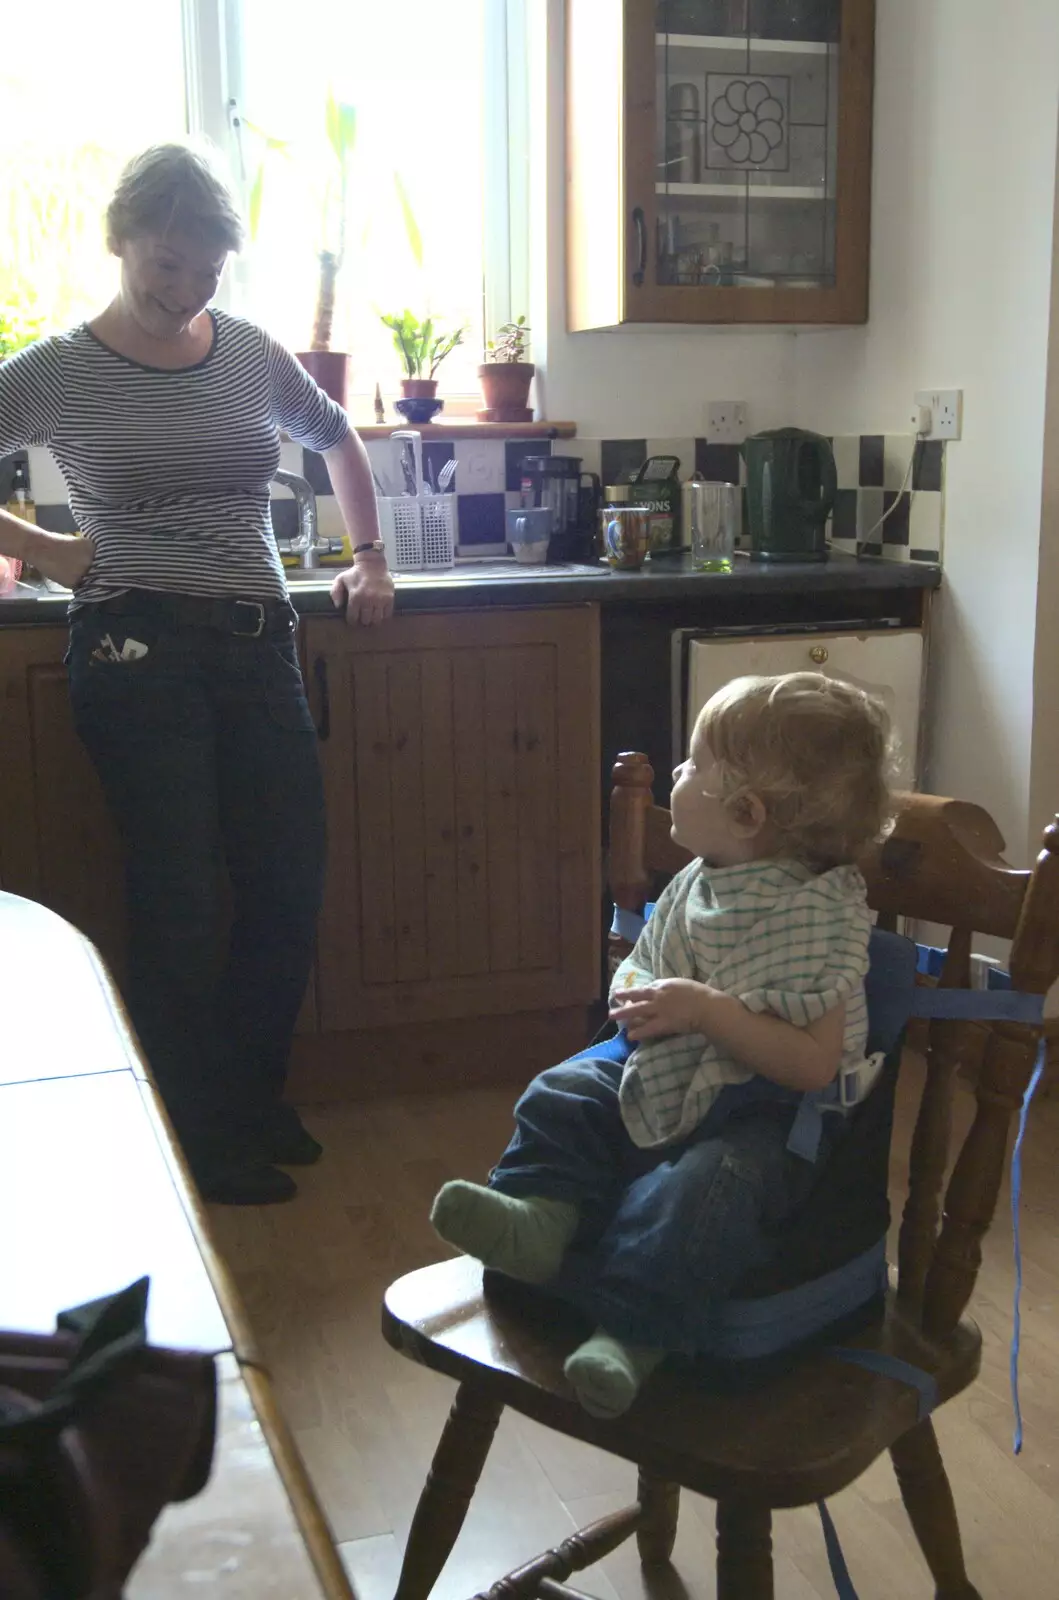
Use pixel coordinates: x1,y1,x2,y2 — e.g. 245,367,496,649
85,589,296,640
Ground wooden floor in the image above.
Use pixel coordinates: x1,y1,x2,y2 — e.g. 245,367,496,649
209,1058,1059,1600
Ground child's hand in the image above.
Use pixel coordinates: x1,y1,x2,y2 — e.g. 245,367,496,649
610,979,711,1042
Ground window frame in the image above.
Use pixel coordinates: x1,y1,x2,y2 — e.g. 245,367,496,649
180,0,528,395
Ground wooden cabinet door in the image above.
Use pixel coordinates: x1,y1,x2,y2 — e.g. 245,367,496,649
305,606,602,1032
568,0,875,329
0,627,128,973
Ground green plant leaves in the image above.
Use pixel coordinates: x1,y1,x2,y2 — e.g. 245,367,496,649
325,93,358,167
393,172,423,269
380,310,466,379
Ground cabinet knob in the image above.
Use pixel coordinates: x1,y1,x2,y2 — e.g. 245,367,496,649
809,645,829,665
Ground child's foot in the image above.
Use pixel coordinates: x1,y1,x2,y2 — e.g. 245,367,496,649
430,1181,577,1283
563,1329,664,1419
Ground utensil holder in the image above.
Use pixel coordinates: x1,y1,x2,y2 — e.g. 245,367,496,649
376,430,457,570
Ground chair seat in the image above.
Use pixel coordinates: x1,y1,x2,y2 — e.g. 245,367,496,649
382,1257,981,1509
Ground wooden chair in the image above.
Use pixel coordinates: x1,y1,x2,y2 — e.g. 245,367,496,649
382,753,1059,1600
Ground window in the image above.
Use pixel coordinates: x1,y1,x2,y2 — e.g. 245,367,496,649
0,0,527,408
0,1,186,352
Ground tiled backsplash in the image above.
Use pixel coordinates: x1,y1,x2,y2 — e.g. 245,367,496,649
14,430,944,564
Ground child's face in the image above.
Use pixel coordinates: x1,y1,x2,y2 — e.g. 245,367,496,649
670,718,769,865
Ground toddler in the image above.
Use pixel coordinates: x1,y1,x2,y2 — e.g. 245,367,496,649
432,672,892,1418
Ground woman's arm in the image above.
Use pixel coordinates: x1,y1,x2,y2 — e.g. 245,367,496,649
0,506,93,589
324,431,395,628
611,981,846,1092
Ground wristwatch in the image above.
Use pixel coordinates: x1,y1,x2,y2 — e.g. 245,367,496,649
352,539,386,556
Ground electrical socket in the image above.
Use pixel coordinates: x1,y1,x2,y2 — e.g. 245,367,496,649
912,389,963,441
706,400,748,445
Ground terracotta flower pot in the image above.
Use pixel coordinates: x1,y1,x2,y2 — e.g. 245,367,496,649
401,378,438,400
296,350,351,409
478,362,535,423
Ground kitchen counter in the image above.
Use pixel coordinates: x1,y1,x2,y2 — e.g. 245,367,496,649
0,551,940,626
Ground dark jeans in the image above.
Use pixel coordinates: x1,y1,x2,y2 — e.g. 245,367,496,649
67,598,326,1184
489,1039,829,1351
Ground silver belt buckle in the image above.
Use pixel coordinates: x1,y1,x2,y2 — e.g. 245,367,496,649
232,600,266,638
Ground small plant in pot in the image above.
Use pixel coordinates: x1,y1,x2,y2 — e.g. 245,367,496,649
381,311,465,424
479,316,534,423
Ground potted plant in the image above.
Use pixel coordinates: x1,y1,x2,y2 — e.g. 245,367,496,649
381,311,465,423
296,94,358,408
478,316,534,422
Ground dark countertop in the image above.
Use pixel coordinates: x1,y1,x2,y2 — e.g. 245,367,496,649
0,553,940,628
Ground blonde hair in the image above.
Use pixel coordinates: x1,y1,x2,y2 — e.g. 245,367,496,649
697,672,893,870
106,142,245,255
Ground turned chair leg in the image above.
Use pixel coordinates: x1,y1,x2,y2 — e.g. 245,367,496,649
394,1381,504,1600
715,1500,774,1600
890,1418,983,1600
635,1469,680,1564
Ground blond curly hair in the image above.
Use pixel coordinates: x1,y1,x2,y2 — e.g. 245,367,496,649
697,672,894,870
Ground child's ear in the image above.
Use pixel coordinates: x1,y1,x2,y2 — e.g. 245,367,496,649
727,791,769,838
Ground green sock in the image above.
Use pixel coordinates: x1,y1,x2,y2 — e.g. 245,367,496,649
563,1329,665,1419
430,1180,578,1284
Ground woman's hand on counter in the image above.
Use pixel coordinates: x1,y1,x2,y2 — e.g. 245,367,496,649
0,508,94,589
330,552,395,627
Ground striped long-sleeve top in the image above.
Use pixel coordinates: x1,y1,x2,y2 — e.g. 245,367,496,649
611,857,872,1148
0,310,349,607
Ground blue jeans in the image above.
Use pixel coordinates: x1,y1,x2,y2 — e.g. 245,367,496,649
67,598,326,1184
489,1040,828,1352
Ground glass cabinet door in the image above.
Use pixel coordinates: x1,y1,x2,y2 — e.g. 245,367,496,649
654,1,841,297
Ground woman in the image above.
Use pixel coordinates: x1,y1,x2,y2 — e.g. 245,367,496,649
0,143,394,1205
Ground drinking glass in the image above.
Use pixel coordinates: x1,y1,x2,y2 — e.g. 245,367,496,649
688,482,740,571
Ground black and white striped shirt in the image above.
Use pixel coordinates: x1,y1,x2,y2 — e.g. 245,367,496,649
0,310,349,607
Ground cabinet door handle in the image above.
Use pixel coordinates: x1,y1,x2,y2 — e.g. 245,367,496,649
312,656,331,741
631,207,647,287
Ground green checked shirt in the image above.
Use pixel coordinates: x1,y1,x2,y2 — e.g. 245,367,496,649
611,857,873,1149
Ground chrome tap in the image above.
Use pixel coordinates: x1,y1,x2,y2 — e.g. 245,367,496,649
272,469,343,571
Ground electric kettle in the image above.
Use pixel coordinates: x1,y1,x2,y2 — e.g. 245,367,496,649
742,428,837,563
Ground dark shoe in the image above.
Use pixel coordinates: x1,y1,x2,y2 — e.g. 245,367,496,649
200,1163,298,1206
262,1105,324,1167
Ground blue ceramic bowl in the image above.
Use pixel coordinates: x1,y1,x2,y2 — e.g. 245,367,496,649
394,397,444,425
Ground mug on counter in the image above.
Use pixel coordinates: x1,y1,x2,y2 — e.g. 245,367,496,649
602,506,652,570
506,506,552,564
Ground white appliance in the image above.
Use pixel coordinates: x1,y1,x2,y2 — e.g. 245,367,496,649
674,626,926,788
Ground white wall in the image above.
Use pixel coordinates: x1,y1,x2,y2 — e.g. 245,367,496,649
532,0,799,439
792,2,1059,863
1030,133,1059,852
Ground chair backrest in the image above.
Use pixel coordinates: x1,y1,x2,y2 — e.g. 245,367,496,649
607,750,1059,1343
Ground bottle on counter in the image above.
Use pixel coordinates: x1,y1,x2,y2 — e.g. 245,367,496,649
5,461,36,582
6,461,36,527
373,383,385,424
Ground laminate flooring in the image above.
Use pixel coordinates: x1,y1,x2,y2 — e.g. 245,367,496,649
209,1058,1059,1599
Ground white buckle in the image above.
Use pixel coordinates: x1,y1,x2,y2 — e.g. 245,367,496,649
839,1052,886,1108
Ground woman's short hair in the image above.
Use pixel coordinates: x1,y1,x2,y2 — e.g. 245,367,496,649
105,142,245,255
698,671,895,870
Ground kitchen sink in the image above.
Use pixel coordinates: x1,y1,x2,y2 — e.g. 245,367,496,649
283,558,606,585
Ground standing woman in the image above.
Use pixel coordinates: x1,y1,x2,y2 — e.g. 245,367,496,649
0,143,394,1204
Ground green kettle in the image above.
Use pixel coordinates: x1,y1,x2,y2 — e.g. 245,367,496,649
742,428,837,563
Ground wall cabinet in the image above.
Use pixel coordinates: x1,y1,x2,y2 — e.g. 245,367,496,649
304,606,602,1035
567,0,875,328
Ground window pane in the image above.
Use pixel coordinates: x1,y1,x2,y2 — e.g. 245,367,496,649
236,0,486,395
0,1,186,346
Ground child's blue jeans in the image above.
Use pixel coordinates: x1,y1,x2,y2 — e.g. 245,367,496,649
488,1037,833,1353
